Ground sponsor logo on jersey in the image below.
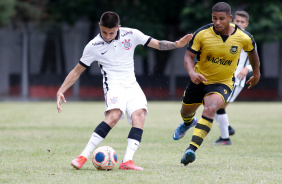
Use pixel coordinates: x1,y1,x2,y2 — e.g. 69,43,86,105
122,39,132,50
206,56,233,66
110,97,118,104
224,89,227,94
230,46,238,54
92,41,104,46
121,31,133,37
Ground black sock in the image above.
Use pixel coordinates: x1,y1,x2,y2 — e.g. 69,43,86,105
187,144,197,152
128,127,143,142
220,137,230,141
94,121,112,138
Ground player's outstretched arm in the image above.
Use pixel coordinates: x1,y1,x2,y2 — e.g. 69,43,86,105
147,34,193,50
175,34,193,48
246,49,260,89
56,63,86,113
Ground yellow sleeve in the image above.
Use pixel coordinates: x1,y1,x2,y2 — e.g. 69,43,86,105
243,35,255,52
189,31,203,53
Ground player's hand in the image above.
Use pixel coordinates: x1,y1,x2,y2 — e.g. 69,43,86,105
57,92,66,113
237,67,249,80
190,72,207,85
175,34,193,48
246,74,260,89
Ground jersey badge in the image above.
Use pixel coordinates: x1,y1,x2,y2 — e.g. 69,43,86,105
122,39,132,50
110,97,118,104
230,46,238,55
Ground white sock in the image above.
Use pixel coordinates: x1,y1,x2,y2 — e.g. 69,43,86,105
122,138,140,163
80,132,104,159
215,113,229,139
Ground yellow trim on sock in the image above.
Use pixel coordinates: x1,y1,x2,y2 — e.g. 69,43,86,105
190,142,199,148
181,113,195,124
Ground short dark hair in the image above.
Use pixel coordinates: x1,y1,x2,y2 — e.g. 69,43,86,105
100,11,120,28
235,11,249,21
212,2,231,15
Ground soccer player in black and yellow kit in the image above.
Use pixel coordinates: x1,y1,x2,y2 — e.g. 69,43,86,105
172,2,261,166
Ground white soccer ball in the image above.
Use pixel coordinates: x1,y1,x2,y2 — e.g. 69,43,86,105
92,146,118,170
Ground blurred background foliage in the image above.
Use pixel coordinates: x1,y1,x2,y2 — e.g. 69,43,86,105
1,0,282,99
1,0,281,77
0,0,15,26
1,0,281,42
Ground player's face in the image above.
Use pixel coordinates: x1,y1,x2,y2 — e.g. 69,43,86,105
212,12,232,35
99,24,120,42
233,16,249,30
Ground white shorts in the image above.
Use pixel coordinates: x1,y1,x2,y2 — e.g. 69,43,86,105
227,85,243,102
104,82,148,125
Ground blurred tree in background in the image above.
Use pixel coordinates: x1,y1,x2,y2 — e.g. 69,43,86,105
245,2,282,42
44,0,282,75
1,0,282,74
0,0,45,98
180,1,282,42
45,0,187,75
0,0,15,27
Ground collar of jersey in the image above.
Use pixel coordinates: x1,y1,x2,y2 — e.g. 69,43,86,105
212,23,237,36
99,29,120,44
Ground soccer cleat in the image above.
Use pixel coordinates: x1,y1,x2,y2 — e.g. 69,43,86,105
71,156,87,170
212,137,232,146
173,117,197,140
228,125,236,136
181,149,196,166
119,160,144,170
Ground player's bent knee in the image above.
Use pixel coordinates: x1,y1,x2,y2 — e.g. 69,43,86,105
203,105,217,117
105,109,122,125
132,109,146,120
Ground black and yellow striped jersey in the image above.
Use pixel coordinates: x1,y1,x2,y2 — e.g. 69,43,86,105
187,23,256,90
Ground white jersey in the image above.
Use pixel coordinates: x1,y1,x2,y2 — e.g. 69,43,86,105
80,27,151,90
234,49,253,87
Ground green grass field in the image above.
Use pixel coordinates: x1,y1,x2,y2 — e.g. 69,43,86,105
0,101,281,184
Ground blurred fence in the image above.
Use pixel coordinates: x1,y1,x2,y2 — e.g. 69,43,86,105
0,21,281,101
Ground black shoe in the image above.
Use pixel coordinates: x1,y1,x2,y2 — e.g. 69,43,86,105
212,137,231,146
180,149,196,166
228,125,235,136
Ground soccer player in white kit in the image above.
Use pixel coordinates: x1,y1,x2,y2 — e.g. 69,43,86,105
213,11,255,145
56,11,192,170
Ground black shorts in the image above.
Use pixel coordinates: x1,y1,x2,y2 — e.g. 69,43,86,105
182,82,231,105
